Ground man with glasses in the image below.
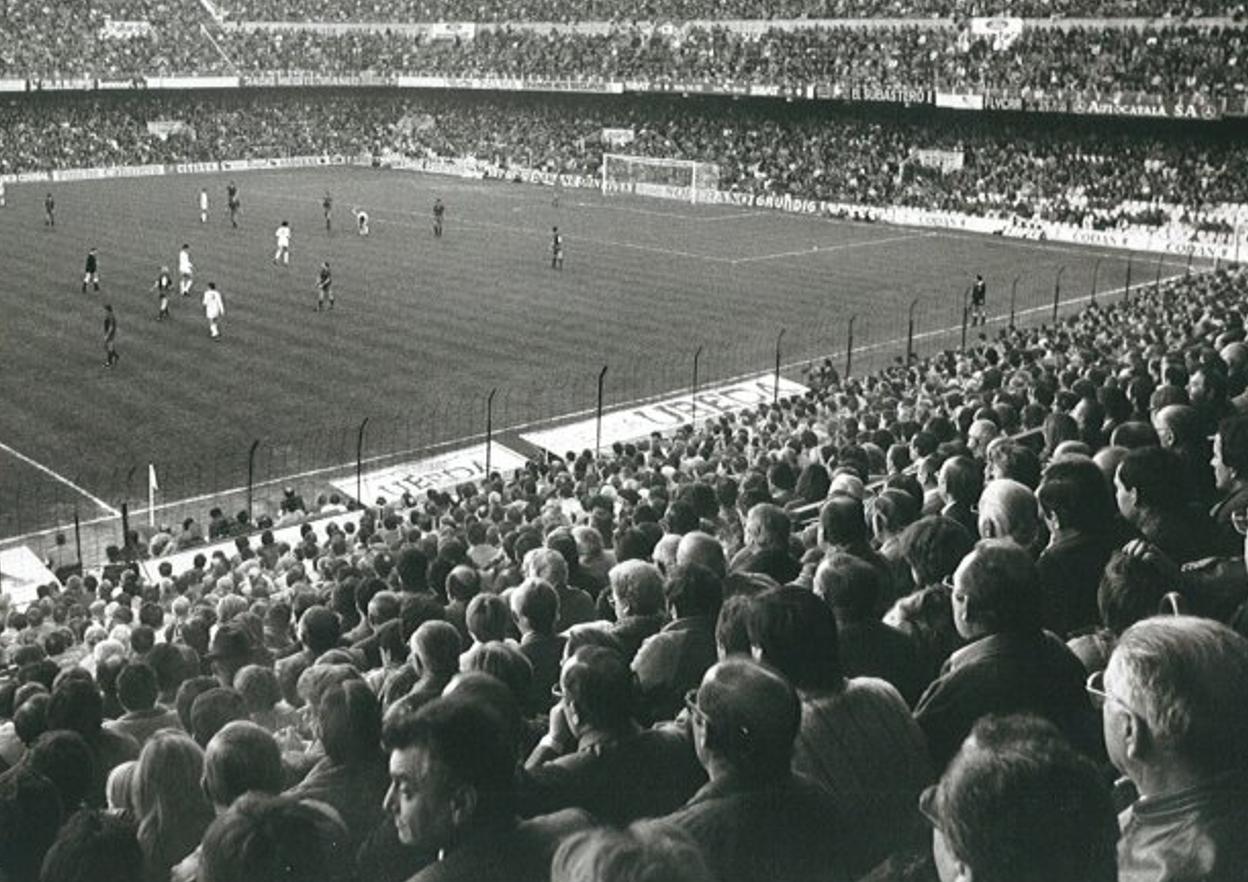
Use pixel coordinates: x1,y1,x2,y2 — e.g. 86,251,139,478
1098,616,1248,881
653,658,851,882
913,539,1099,770
918,714,1116,882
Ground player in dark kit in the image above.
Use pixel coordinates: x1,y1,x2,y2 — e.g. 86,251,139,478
432,198,445,237
323,192,333,233
551,227,564,270
82,248,99,293
971,274,987,326
103,304,119,367
226,181,240,228
316,261,334,311
44,193,55,227
152,266,173,320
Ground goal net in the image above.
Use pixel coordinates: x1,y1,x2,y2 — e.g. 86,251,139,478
601,154,722,204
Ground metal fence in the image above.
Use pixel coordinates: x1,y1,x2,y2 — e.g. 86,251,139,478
0,250,1206,569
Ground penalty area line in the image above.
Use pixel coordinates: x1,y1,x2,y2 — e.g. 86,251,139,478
0,440,119,517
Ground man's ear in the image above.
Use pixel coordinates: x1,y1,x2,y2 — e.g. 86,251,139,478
450,783,479,830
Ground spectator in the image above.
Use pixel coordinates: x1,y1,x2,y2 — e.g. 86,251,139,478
1102,617,1248,880
526,548,595,633
920,714,1116,882
40,810,143,882
383,620,462,714
47,678,139,807
509,578,566,713
382,693,590,882
132,731,213,882
1115,446,1216,563
729,504,800,584
913,540,1100,770
1209,413,1248,555
746,586,929,875
606,561,666,662
105,662,179,748
198,793,352,882
550,823,713,882
657,658,851,882
522,646,704,824
1036,456,1123,637
632,564,721,723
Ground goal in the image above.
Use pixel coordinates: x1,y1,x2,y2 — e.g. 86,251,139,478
601,154,722,205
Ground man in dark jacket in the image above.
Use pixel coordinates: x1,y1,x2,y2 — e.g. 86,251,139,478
914,540,1100,770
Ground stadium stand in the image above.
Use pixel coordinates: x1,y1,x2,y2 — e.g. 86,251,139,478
5,0,1248,877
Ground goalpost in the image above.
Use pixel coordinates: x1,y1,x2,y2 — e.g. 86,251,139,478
601,153,722,205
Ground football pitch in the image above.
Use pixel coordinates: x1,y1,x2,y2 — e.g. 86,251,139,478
0,165,1194,548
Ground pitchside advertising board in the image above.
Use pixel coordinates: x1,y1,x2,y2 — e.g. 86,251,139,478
0,546,56,609
522,375,810,455
331,443,529,505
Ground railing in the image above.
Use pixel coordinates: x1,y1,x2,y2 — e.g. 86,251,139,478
0,252,1216,571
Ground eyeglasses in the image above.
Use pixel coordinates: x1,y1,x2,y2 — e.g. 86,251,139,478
917,784,943,832
1085,669,1141,717
683,688,708,727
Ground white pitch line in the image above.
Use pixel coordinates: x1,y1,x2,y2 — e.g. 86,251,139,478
0,268,1201,550
0,440,119,516
730,232,936,265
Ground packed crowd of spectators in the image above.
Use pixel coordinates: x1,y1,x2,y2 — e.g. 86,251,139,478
4,16,1248,101
217,0,1247,22
5,254,1248,882
220,23,1248,98
3,92,1245,227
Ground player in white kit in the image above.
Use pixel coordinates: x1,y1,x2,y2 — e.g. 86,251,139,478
202,282,224,340
354,208,369,236
178,244,194,296
199,189,208,223
274,220,291,265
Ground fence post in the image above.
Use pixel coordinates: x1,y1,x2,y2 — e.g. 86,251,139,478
1124,254,1133,303
1090,257,1102,306
246,440,260,521
906,298,918,364
595,365,608,459
355,418,369,506
120,502,132,561
484,388,497,476
1154,253,1164,292
960,287,970,352
1052,266,1066,323
73,509,82,568
1186,249,1194,276
845,316,856,378
1009,275,1019,328
691,346,703,426
773,330,785,403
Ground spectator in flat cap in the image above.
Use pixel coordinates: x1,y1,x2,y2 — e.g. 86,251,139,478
921,714,1116,882
656,658,852,882
1105,617,1248,882
914,540,1100,771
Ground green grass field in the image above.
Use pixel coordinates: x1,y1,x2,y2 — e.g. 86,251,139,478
0,165,1191,550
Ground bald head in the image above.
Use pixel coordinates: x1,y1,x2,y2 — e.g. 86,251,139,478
977,479,1040,548
676,531,726,578
445,565,480,603
695,658,800,778
653,534,681,575
1152,404,1199,448
967,419,1000,458
410,620,462,678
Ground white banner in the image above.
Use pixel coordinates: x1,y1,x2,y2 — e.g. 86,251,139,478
969,17,1024,50
0,545,56,608
427,21,476,41
146,76,240,89
601,127,636,147
523,375,809,454
331,443,528,504
100,19,152,39
51,164,165,182
0,79,26,92
934,93,984,111
910,148,966,173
